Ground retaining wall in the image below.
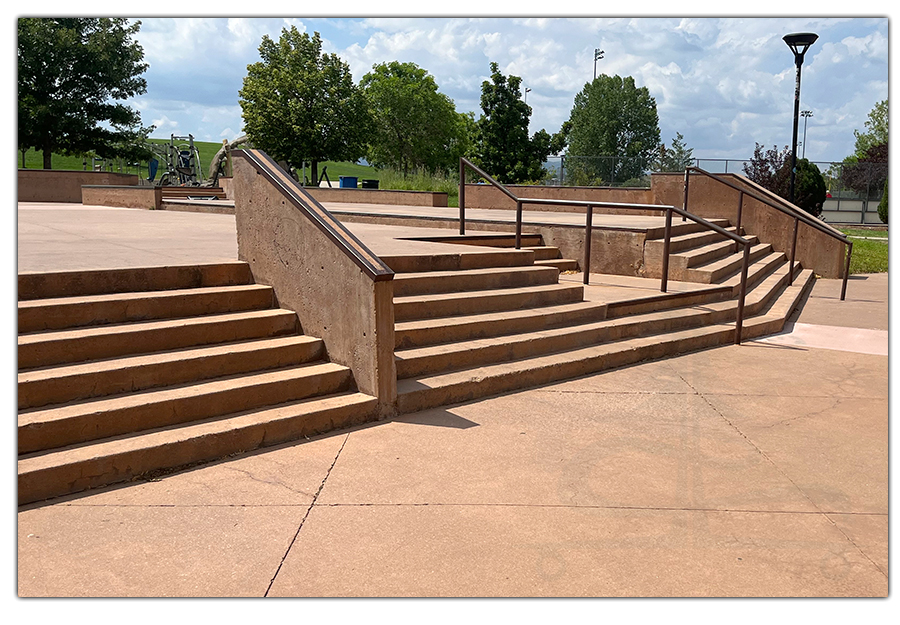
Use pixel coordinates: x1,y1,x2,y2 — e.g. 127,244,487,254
18,169,140,203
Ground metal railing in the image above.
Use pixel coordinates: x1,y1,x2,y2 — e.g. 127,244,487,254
459,158,755,344
683,167,852,301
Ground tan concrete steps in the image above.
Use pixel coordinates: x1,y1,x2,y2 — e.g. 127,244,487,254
396,323,737,414
19,361,351,455
18,391,377,506
643,217,733,240
524,245,564,261
535,258,579,271
394,282,585,322
380,248,536,273
644,225,741,256
675,235,759,269
392,265,560,297
719,251,789,295
394,260,793,381
680,243,773,283
742,269,815,339
18,335,325,410
18,284,276,333
18,261,254,301
395,300,610,349
18,309,299,370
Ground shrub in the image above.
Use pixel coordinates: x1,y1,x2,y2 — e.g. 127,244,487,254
878,179,888,224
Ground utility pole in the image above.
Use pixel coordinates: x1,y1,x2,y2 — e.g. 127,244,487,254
593,48,604,81
801,110,813,159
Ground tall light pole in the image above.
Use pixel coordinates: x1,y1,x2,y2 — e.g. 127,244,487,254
800,110,813,159
524,87,532,106
783,32,818,204
593,48,604,81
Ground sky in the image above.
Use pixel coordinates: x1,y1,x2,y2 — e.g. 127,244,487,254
119,12,889,166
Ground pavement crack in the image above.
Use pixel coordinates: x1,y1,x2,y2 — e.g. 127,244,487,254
263,432,349,597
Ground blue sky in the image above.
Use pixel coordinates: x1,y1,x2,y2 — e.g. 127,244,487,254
17,10,893,165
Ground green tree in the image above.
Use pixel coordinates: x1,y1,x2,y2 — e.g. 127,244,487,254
565,74,660,185
654,132,694,173
743,143,826,216
853,99,888,157
239,28,370,185
17,18,152,170
877,178,888,224
475,62,567,184
361,61,471,175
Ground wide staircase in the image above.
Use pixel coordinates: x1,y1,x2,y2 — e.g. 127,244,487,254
17,262,377,505
386,221,813,414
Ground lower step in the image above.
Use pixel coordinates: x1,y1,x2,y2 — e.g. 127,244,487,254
396,324,736,414
18,392,378,506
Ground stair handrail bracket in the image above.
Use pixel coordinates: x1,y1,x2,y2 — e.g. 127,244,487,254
232,149,397,415
684,166,852,301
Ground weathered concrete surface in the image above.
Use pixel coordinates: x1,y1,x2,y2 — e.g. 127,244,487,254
232,153,396,414
463,183,657,213
307,186,448,207
81,185,161,210
18,169,140,203
652,172,846,278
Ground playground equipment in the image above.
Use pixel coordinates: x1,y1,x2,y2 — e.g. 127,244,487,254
147,134,204,187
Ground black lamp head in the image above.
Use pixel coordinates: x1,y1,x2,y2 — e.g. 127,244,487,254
783,32,819,60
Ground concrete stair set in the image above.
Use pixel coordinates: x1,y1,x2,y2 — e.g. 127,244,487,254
18,217,813,505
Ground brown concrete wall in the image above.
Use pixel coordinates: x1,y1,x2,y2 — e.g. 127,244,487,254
232,153,396,416
463,184,658,214
219,177,234,199
660,172,846,278
18,170,140,203
81,185,162,210
305,187,448,207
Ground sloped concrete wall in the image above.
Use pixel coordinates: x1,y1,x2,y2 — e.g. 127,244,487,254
232,151,397,416
651,172,846,278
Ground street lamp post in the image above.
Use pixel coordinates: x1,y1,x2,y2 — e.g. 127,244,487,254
800,110,813,159
524,87,532,106
593,48,604,81
783,32,818,204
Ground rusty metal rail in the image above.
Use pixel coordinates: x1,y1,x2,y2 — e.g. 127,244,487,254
459,158,755,344
684,166,852,300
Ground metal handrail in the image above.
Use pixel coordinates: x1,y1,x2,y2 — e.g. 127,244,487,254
459,158,755,344
684,166,852,300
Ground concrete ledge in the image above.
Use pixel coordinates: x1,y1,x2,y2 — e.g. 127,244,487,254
463,183,658,213
82,185,162,210
18,169,140,203
305,187,448,207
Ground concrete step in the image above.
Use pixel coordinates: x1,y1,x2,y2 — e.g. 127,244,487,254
18,261,254,301
523,246,562,261
19,361,351,455
18,391,377,505
18,284,275,334
742,268,815,339
18,309,299,370
18,335,325,410
395,300,610,349
392,265,560,297
535,258,579,272
682,243,772,283
677,235,759,269
720,251,788,295
644,225,741,255
380,249,536,273
643,218,733,240
394,283,585,322
396,323,737,414
395,261,792,381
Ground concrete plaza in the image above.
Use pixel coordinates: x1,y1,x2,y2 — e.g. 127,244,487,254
15,203,890,600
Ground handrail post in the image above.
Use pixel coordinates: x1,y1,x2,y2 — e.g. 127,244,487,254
661,206,673,293
735,191,744,254
583,204,593,285
458,159,466,235
734,243,751,345
681,168,690,222
789,217,799,286
841,242,852,301
515,200,523,249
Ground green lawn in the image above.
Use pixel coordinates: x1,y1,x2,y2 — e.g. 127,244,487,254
838,227,888,274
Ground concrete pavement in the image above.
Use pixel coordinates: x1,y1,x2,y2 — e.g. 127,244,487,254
15,203,890,599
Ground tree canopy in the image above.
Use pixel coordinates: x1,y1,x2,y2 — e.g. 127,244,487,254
361,61,472,175
17,18,152,169
475,62,567,184
654,132,695,173
565,74,660,184
239,28,371,185
853,99,888,157
743,143,826,216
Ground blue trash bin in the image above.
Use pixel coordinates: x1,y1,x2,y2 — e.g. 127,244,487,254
339,176,358,189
